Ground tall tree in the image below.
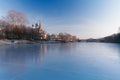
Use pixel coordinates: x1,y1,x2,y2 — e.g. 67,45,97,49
6,10,28,26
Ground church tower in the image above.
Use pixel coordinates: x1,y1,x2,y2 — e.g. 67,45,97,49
38,21,44,33
38,21,46,39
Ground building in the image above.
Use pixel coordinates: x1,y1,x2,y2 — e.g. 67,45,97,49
32,21,47,40
38,22,47,40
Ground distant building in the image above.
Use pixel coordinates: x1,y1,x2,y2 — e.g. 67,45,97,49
32,21,46,40
38,22,46,40
50,34,57,40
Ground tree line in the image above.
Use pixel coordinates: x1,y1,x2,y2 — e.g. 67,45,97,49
0,10,40,40
0,10,78,42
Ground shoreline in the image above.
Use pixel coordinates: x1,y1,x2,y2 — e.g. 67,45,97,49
0,40,12,45
0,39,119,45
0,39,76,45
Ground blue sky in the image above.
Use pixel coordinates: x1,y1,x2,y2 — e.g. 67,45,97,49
0,0,120,39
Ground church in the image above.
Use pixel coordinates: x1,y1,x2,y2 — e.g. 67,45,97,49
32,21,47,40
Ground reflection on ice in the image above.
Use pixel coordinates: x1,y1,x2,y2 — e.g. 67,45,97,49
0,43,120,80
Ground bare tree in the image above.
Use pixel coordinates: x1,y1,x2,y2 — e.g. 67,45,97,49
0,19,8,29
6,10,28,25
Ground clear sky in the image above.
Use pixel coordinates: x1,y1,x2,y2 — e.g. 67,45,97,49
0,0,120,39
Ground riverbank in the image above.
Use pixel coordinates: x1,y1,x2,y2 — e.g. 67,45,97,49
0,40,12,45
0,40,32,45
0,39,72,45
